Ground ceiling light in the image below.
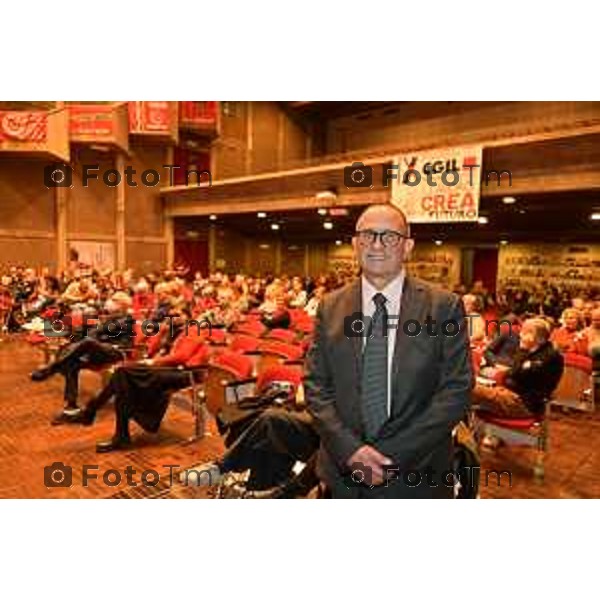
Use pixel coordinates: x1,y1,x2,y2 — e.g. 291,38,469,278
317,208,328,216
271,223,280,230
502,196,516,204
500,239,508,245
259,244,270,249
590,213,600,221
316,190,337,201
335,240,342,246
434,240,443,246
257,212,267,218
477,216,488,225
323,221,333,230
209,214,217,220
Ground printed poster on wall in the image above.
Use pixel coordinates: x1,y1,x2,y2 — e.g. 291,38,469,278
390,146,483,223
70,242,115,272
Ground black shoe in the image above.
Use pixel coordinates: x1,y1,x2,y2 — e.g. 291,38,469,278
95,437,132,453
51,407,82,426
31,367,54,382
66,408,96,426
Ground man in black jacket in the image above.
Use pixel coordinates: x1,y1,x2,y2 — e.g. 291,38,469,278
473,317,564,417
31,297,134,423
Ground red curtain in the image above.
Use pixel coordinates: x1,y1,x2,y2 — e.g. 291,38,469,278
472,248,499,294
174,239,208,277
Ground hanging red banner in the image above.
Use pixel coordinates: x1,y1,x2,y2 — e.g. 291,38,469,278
180,101,218,124
129,101,171,133
0,112,47,142
69,105,114,136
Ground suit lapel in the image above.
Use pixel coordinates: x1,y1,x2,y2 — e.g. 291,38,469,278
347,279,363,383
391,276,424,413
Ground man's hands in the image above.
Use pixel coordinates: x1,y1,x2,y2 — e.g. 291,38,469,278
347,445,393,486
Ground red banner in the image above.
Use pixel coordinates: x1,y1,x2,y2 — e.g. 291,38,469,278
180,101,218,124
69,105,114,136
0,112,47,142
129,101,171,133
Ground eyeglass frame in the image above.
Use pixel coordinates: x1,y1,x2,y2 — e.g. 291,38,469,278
354,229,411,247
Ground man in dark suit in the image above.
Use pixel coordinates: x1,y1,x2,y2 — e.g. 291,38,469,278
305,204,472,498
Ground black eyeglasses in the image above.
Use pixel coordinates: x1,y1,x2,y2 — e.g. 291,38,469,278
355,229,409,247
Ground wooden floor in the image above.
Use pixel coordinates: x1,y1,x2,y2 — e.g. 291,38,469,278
1,335,598,499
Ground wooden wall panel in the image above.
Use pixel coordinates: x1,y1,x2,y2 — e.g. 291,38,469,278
0,238,57,270
282,117,308,169
250,102,280,174
280,243,305,276
0,158,55,231
125,142,166,237
68,148,116,235
126,241,166,274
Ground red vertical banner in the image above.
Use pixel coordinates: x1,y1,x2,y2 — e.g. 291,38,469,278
180,101,218,124
128,101,170,132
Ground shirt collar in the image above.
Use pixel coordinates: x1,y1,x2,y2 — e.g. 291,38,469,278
361,270,405,306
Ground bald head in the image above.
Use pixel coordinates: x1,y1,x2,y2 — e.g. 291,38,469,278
355,204,411,237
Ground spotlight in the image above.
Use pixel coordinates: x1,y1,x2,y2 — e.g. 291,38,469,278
502,196,516,205
316,190,337,201
317,208,328,216
500,239,508,245
477,216,488,225
323,222,333,230
335,240,342,246
209,214,217,220
257,212,267,218
271,223,280,231
434,240,443,246
590,213,600,221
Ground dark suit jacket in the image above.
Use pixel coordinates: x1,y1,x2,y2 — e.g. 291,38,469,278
304,276,473,498
504,341,564,414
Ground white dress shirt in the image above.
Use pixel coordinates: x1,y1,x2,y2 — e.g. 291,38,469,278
361,271,405,417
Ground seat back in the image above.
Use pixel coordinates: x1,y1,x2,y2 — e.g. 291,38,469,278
552,353,594,411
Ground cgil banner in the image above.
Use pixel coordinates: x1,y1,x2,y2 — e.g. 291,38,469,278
390,146,483,223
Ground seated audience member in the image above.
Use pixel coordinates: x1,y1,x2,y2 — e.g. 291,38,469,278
181,384,319,497
463,294,487,343
288,277,308,308
482,315,521,369
551,308,587,354
65,308,208,451
30,293,134,422
582,300,596,327
473,318,564,419
583,308,600,369
304,286,325,318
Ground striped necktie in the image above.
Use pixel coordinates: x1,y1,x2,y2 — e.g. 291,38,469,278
361,292,389,440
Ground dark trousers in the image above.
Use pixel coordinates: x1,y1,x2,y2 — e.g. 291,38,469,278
221,408,319,490
53,338,123,407
86,365,192,441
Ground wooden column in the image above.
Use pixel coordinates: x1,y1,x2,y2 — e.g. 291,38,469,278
54,101,67,272
208,225,216,271
115,152,126,271
245,102,253,175
164,146,175,269
244,238,251,274
165,217,175,269
55,185,68,272
275,239,282,275
303,243,309,277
